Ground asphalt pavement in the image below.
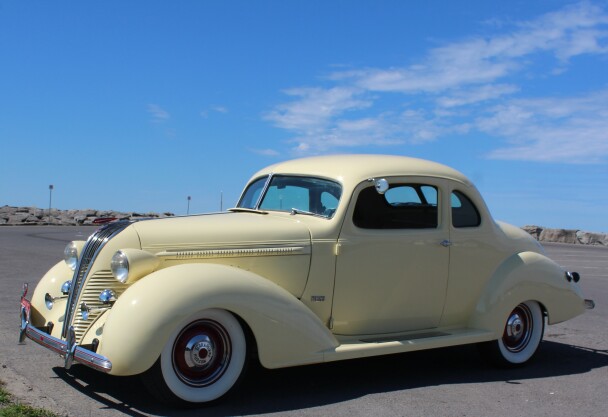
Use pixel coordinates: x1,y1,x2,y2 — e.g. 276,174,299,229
0,226,606,417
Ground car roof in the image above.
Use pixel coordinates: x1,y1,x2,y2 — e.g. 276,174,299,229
250,154,473,188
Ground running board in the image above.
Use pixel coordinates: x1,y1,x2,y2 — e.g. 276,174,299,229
323,328,495,363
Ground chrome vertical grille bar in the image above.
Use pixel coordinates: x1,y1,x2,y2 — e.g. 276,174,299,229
61,221,131,338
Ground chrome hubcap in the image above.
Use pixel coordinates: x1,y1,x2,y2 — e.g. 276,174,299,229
184,335,215,367
506,315,524,339
503,304,533,353
172,319,231,387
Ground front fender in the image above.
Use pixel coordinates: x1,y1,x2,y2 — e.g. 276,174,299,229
468,251,586,336
98,263,339,375
29,261,73,332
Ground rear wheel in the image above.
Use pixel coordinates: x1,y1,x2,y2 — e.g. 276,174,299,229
479,301,544,367
142,309,247,405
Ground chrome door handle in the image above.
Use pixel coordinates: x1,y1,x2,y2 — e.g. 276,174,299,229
440,240,452,247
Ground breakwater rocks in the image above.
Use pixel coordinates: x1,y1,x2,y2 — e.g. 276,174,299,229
522,225,607,246
1,206,606,246
0,206,174,226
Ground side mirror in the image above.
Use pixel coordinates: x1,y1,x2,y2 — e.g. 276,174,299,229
374,178,389,194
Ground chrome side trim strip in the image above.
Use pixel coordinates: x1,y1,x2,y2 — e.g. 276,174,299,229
157,245,311,260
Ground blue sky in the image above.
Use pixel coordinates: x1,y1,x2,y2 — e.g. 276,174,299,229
1,0,607,232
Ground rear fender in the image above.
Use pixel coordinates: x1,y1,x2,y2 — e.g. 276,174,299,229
468,251,586,335
98,263,339,375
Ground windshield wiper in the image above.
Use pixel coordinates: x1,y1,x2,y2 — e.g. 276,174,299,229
290,208,323,217
227,208,268,214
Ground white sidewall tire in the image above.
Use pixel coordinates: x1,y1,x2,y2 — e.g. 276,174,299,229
160,309,246,403
497,301,544,365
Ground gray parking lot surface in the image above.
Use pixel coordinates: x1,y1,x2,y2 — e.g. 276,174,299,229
0,227,606,416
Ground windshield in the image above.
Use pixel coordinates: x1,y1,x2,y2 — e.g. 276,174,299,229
237,175,342,218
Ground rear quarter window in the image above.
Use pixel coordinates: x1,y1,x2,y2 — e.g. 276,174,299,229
451,190,481,228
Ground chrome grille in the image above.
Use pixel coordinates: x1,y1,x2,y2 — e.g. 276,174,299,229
72,271,129,341
62,221,131,338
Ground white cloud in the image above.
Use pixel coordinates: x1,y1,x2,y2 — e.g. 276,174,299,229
437,84,520,108
337,3,608,94
482,90,608,162
201,106,229,118
147,104,170,123
250,148,280,157
265,87,371,132
265,2,608,162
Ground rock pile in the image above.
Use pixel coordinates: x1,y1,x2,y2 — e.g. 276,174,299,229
0,206,174,226
2,206,605,246
522,225,607,246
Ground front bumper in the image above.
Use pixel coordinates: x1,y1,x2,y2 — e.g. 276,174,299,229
19,286,112,373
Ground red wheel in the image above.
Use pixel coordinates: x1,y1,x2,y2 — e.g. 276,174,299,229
143,309,247,405
479,301,544,367
501,304,534,353
171,319,232,387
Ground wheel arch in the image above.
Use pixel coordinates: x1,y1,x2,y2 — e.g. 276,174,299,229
468,251,586,336
97,263,338,376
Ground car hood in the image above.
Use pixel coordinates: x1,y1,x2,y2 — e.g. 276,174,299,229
131,211,312,253
129,212,313,297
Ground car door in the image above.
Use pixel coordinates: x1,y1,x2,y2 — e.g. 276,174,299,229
439,186,506,328
331,177,450,336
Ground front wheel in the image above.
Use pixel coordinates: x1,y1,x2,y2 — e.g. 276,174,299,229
142,309,247,405
478,301,545,368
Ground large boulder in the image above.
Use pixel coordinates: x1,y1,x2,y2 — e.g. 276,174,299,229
522,225,607,246
522,225,543,240
576,231,608,246
539,228,579,244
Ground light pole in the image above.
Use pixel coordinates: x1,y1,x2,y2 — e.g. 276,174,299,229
48,185,54,223
187,196,191,215
220,191,223,211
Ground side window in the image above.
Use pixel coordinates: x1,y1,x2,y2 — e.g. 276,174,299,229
354,184,438,229
385,186,421,205
451,190,481,228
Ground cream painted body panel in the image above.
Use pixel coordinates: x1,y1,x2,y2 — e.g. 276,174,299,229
97,263,339,375
332,177,450,335
468,251,586,333
133,213,312,298
298,240,339,326
28,261,73,333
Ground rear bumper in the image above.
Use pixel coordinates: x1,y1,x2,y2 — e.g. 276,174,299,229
19,293,112,373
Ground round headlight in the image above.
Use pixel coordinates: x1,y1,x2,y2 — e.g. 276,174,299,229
64,242,79,271
111,251,129,283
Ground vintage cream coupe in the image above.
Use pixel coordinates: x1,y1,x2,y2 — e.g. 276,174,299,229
19,154,594,405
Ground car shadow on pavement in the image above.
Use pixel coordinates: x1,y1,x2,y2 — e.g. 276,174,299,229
52,340,608,417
